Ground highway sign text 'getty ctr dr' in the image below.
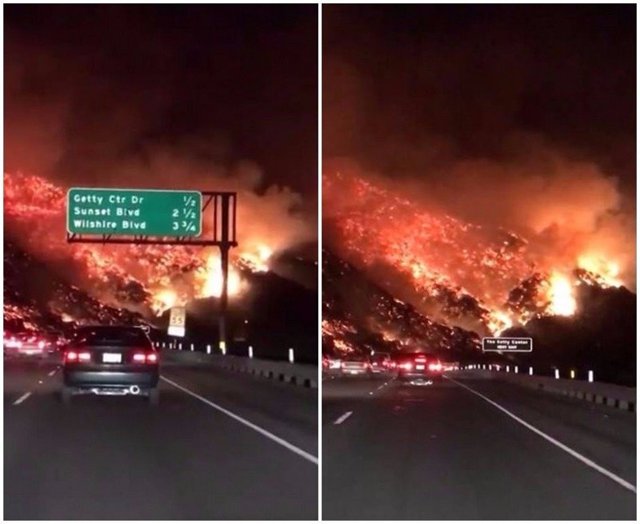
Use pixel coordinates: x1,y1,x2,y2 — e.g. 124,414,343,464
67,188,202,237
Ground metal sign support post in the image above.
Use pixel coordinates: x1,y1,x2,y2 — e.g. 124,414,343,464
67,191,238,351
218,193,231,351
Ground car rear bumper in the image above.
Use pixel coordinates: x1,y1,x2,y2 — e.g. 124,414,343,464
341,369,369,375
64,369,159,388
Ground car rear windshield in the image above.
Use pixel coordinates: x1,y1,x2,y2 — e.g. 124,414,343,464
73,327,151,347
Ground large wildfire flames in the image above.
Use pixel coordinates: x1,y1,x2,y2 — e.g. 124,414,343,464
4,172,295,317
323,170,629,336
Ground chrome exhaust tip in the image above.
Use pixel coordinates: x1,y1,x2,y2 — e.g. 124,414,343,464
129,385,141,395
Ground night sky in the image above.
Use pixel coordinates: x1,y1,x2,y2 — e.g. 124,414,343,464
5,4,318,200
324,4,636,194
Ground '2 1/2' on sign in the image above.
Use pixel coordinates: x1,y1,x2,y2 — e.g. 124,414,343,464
67,188,203,237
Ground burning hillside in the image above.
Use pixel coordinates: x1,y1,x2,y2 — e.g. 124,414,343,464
4,171,314,317
4,240,149,332
323,249,480,359
323,168,632,337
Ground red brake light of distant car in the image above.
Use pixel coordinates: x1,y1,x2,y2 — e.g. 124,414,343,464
399,361,413,371
38,341,46,349
429,362,442,371
415,356,427,363
146,352,158,364
64,351,78,362
328,359,341,369
78,352,91,362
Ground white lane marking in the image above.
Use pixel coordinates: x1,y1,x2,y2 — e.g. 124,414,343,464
369,380,392,395
160,375,318,465
13,392,32,405
333,411,353,425
446,376,637,494
48,369,57,377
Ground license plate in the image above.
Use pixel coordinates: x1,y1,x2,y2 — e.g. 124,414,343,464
102,353,122,363
416,364,425,370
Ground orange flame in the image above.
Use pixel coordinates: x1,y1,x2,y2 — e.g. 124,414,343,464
4,172,273,317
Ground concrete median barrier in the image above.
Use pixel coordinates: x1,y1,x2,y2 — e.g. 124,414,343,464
160,350,318,389
448,369,635,412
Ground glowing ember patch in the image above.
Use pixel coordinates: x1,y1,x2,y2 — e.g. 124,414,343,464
238,244,272,273
150,289,179,316
486,310,513,335
195,252,246,299
547,272,577,316
577,254,623,288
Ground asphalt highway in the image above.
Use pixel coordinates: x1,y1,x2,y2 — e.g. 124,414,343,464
323,373,636,520
4,352,318,520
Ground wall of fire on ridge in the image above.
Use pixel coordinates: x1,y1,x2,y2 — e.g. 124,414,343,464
3,171,312,318
321,169,631,353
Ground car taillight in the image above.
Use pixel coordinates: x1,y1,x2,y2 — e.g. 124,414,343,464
38,341,45,349
133,352,158,364
399,362,413,371
65,350,90,362
429,362,442,371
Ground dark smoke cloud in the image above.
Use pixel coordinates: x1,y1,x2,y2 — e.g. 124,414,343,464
5,4,317,228
324,5,635,184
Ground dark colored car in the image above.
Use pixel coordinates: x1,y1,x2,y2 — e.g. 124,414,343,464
62,326,159,405
369,353,392,374
395,352,443,384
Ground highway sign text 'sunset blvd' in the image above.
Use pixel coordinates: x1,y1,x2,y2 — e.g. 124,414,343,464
67,188,202,237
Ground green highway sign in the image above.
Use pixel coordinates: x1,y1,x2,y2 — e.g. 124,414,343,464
67,188,202,236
